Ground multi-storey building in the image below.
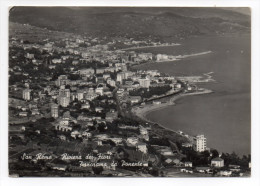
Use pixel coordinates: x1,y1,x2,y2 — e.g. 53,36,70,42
59,96,70,107
193,135,207,152
22,89,31,101
138,78,151,88
59,89,70,98
51,104,59,118
56,75,69,86
116,72,125,83
77,90,84,101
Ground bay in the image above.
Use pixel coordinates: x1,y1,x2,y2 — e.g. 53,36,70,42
133,34,251,156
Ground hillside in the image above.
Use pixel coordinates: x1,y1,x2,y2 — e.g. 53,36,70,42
9,7,250,41
9,22,80,43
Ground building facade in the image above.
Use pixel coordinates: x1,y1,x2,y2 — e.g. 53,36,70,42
56,75,69,86
59,96,70,107
211,157,224,168
193,134,207,152
138,78,151,88
22,89,31,101
51,104,59,118
59,89,70,98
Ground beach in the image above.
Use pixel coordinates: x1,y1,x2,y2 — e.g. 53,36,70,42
132,89,213,125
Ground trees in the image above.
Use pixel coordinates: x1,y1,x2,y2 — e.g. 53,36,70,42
78,43,88,48
106,122,119,134
9,74,26,85
97,123,106,132
221,152,251,168
69,74,80,80
25,48,42,59
181,148,210,166
92,166,103,175
148,168,159,176
211,149,219,158
149,137,170,146
129,85,172,98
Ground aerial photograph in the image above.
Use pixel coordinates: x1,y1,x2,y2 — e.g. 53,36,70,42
8,7,251,177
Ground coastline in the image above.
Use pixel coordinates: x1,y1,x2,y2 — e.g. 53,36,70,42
130,50,213,69
132,89,213,132
155,51,213,63
121,43,180,51
130,34,251,156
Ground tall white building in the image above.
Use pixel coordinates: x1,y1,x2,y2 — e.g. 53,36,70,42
59,89,70,98
77,90,84,101
51,104,59,118
59,97,70,107
22,89,31,101
58,89,71,107
116,72,124,83
193,135,207,152
138,78,151,88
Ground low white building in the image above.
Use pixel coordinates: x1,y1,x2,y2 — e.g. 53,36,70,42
109,138,123,145
211,157,224,168
219,170,232,176
95,107,104,113
19,112,28,117
52,58,62,64
184,161,193,167
136,142,147,154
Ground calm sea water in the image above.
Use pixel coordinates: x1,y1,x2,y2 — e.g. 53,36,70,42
134,34,251,156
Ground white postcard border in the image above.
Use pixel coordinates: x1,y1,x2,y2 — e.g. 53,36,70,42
0,1,259,186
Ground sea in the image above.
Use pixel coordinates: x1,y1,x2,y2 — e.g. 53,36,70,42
133,34,251,156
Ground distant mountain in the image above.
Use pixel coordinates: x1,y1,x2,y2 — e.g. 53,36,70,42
219,7,251,16
9,7,250,41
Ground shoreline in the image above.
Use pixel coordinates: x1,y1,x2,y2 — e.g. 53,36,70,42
121,43,181,51
132,89,213,135
155,51,213,63
130,51,213,69
132,88,250,156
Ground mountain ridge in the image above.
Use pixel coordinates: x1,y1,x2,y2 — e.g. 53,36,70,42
9,7,250,41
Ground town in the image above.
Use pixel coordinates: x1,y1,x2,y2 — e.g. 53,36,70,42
8,22,251,177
